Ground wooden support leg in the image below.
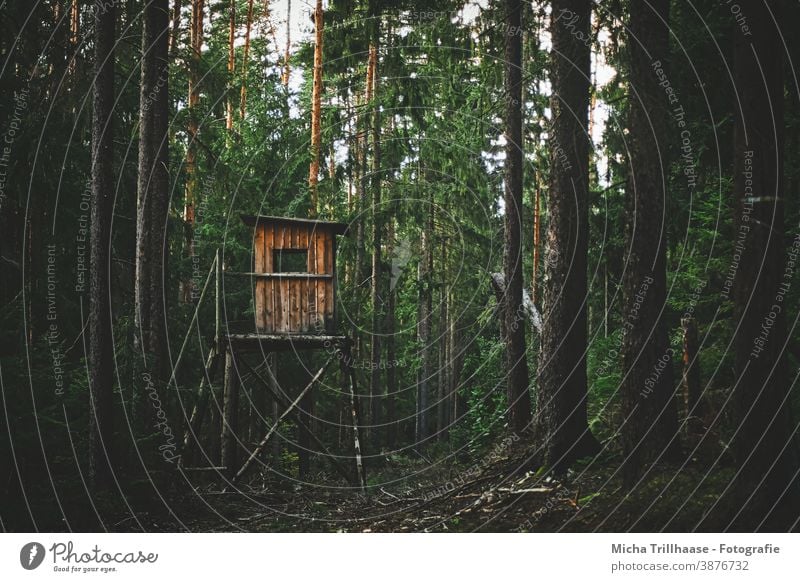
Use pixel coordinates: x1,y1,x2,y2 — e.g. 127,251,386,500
298,372,314,479
340,344,367,493
208,390,222,466
221,348,240,478
239,358,356,486
248,365,267,452
181,347,221,466
226,358,333,489
269,355,281,464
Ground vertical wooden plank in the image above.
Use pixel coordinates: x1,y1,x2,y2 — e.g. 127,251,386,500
325,229,334,273
265,224,274,332
332,237,339,331
317,230,327,331
288,226,298,331
278,224,288,332
308,228,318,329
298,227,308,332
284,225,291,333
300,277,308,333
290,279,301,332
273,274,282,333
265,224,274,270
254,225,265,329
282,278,290,333
325,232,334,332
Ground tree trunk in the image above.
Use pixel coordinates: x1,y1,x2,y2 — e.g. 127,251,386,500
437,233,449,440
225,0,235,132
239,0,255,120
531,179,540,306
369,39,382,447
415,196,433,447
618,0,679,482
502,0,531,435
169,0,182,58
726,0,799,530
180,0,204,304
357,49,377,287
537,0,600,471
354,91,366,287
680,316,703,436
385,217,397,449
136,0,171,382
491,273,541,333
450,324,463,426
281,0,291,87
308,0,324,217
89,0,116,491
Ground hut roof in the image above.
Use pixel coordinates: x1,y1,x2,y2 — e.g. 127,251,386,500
240,214,349,236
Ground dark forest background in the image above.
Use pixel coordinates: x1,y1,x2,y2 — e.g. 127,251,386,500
1,0,799,532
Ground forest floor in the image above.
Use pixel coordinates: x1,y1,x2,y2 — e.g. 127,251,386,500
108,437,736,532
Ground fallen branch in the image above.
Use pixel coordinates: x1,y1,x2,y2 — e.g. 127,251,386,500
490,272,542,333
497,487,552,495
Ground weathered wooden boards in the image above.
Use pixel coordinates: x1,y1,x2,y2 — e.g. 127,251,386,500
246,217,343,334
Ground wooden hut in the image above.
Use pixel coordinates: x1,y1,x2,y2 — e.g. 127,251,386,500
181,215,365,489
240,214,349,336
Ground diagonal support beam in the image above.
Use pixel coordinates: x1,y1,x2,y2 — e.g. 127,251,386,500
239,358,357,487
339,343,367,493
180,346,221,466
226,357,333,488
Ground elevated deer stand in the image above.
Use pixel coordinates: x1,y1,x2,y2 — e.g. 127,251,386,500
181,215,366,493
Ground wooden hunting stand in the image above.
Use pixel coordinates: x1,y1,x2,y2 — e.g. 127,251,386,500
179,215,366,492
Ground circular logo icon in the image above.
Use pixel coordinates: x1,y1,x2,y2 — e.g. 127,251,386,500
20,542,45,570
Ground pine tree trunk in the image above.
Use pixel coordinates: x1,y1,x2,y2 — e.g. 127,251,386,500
136,0,171,382
450,319,463,425
416,193,433,446
618,0,679,481
354,90,366,287
239,0,255,120
537,0,600,470
680,316,703,436
225,0,235,132
531,180,540,306
89,0,116,491
385,217,397,449
169,0,182,58
502,0,531,435
357,50,377,287
180,0,204,304
437,218,449,440
281,0,291,87
308,0,324,217
726,0,799,530
368,37,383,447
